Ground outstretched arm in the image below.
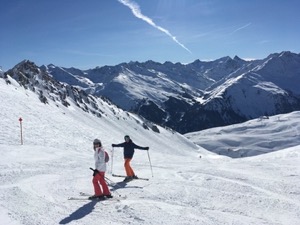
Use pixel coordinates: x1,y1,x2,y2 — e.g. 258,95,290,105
112,142,125,147
133,143,149,150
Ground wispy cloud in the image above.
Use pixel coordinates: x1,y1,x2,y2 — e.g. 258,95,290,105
258,40,270,44
118,0,192,54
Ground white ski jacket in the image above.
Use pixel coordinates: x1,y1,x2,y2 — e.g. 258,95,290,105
94,147,106,172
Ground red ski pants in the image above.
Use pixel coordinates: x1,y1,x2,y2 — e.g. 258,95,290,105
92,171,110,196
124,158,135,177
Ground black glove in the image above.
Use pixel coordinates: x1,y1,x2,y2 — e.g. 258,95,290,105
93,169,99,177
145,147,149,150
112,144,116,147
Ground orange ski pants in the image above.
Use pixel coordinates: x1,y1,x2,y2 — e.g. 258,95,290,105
124,158,135,177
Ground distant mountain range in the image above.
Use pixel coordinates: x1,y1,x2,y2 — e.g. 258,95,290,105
2,51,300,133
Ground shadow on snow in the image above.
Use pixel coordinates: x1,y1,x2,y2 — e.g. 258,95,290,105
59,200,97,224
109,181,143,192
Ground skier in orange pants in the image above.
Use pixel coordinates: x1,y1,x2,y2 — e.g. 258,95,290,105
112,135,149,182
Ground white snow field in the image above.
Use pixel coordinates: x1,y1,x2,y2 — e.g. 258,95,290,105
0,77,299,225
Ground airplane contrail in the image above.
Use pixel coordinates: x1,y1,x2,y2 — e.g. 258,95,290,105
118,0,192,54
231,23,252,34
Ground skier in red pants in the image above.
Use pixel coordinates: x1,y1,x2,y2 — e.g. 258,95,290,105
89,139,112,200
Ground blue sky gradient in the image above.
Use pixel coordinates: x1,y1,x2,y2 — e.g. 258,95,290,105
1,0,299,70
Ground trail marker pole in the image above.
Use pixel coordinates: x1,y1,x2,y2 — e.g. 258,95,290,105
19,117,23,145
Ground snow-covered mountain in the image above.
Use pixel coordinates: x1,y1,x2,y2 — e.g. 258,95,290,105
1,72,299,225
2,60,162,133
4,51,300,133
45,51,300,133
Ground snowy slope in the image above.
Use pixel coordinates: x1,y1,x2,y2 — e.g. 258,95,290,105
1,77,300,225
254,51,300,95
185,112,300,158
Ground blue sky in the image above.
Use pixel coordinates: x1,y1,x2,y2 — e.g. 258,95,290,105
1,0,300,70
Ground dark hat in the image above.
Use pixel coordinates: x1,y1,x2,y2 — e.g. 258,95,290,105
93,139,101,145
124,135,130,140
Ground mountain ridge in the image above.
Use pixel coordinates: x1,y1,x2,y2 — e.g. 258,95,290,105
2,51,300,133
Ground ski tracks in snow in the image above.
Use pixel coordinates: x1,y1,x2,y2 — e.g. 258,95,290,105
178,158,300,225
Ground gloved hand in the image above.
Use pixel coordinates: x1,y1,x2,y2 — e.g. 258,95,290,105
112,144,116,147
93,169,99,177
145,147,149,150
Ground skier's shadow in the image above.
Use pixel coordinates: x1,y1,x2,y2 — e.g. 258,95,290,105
110,181,143,191
59,200,97,224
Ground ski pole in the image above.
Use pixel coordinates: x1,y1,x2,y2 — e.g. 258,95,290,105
105,176,122,197
147,150,154,177
111,147,114,174
89,167,97,173
105,176,121,188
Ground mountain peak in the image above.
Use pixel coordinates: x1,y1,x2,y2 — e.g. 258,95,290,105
233,55,244,61
13,60,40,74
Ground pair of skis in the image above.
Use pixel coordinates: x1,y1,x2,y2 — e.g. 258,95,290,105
112,174,149,181
68,175,149,201
68,192,126,201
